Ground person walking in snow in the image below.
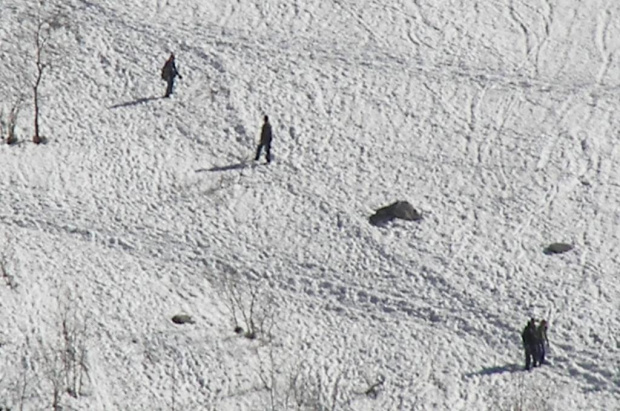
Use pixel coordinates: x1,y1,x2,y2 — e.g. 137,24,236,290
161,53,182,98
254,115,273,164
537,319,549,365
521,318,540,370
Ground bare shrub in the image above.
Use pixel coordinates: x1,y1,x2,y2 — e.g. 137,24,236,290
0,235,18,289
290,367,345,411
362,375,385,399
59,304,89,398
0,292,90,409
2,354,36,411
0,100,22,145
17,355,31,411
490,372,555,410
221,276,277,341
28,1,78,144
0,255,17,289
256,345,351,411
5,100,22,145
45,292,90,408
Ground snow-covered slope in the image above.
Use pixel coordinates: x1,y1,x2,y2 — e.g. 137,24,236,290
1,0,619,409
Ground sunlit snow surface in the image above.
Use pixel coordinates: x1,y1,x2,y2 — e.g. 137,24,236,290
1,0,619,409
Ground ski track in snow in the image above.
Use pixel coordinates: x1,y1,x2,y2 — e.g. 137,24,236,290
1,0,620,409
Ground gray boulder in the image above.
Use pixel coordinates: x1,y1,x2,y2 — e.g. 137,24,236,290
370,201,422,226
171,314,195,325
544,243,574,255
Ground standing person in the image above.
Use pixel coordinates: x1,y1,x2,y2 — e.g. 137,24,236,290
161,53,182,98
537,319,549,365
521,318,539,370
255,115,273,164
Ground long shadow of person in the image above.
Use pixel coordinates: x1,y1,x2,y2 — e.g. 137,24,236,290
196,162,251,173
465,363,523,377
109,96,163,109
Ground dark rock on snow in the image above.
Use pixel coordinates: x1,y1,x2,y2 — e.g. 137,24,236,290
544,243,574,255
171,314,195,325
370,201,422,226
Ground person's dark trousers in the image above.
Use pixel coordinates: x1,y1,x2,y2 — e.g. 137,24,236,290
255,144,271,163
538,343,546,364
265,144,271,163
532,344,541,367
525,346,534,370
165,79,174,97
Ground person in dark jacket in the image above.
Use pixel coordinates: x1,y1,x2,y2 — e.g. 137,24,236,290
161,53,182,98
537,319,549,365
521,318,540,370
254,115,273,163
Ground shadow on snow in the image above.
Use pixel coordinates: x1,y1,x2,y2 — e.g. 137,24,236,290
466,363,523,377
109,96,164,109
196,161,252,173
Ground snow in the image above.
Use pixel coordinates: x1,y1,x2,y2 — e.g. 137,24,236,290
0,0,619,409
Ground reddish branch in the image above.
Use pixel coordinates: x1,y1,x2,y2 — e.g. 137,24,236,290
33,19,49,144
